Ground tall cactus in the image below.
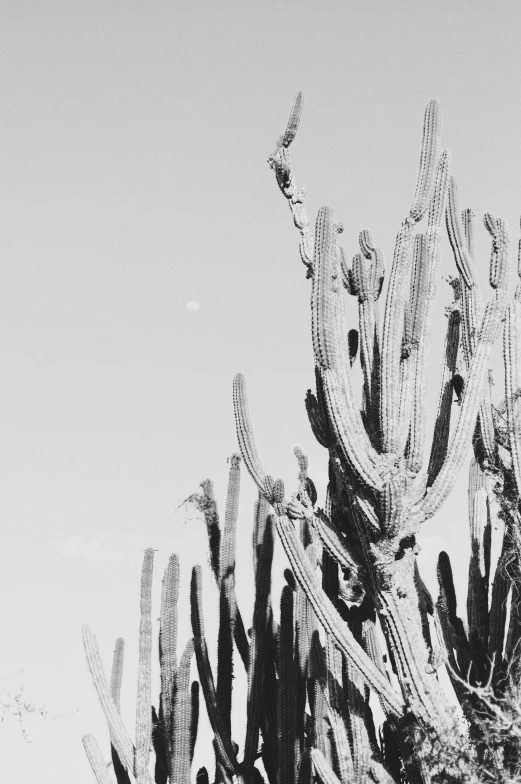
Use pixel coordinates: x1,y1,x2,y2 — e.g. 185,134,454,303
266,93,520,781
83,96,521,784
83,551,199,784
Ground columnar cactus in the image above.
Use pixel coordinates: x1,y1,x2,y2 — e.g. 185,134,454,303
262,94,520,780
83,97,521,784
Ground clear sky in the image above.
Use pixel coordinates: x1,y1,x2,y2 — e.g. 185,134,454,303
1,0,521,781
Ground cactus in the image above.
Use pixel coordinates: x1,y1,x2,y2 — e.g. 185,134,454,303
83,96,521,784
136,548,154,784
83,552,199,784
159,554,179,776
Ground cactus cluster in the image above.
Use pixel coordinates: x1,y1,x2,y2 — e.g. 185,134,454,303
83,97,521,784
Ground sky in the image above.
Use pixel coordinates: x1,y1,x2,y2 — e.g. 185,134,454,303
1,0,521,781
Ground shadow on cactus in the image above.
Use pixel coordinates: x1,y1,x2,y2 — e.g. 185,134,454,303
83,95,521,784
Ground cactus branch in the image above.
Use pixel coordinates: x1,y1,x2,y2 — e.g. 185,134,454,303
83,625,137,778
135,549,154,784
172,639,196,784
409,98,442,223
276,514,404,716
190,566,240,775
83,733,116,784
504,296,521,495
159,553,179,772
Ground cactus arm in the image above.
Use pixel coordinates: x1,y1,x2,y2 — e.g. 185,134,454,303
446,177,475,289
232,373,300,514
466,459,491,661
232,601,251,673
433,604,461,688
243,513,275,772
461,281,481,365
151,706,168,784
282,92,304,148
309,633,329,757
477,215,512,460
276,515,404,716
420,216,511,514
295,544,319,679
267,92,313,277
435,552,470,683
233,373,270,495
194,455,249,675
216,453,241,738
379,218,414,454
311,205,382,487
109,638,131,784
355,495,381,536
220,452,241,582
407,152,450,472
159,553,179,771
259,613,279,784
426,308,461,487
352,233,383,422
358,296,379,422
323,638,354,783
113,742,133,784
446,187,500,462
397,150,449,466
190,566,240,775
311,510,367,585
345,614,387,775
310,205,345,372
83,733,117,784
414,563,433,651
462,205,476,260
110,638,125,710
310,677,329,762
409,99,442,223
362,617,390,682
135,549,154,784
199,480,221,581
488,529,511,674
189,681,199,764
504,292,521,495
357,231,384,422
222,453,241,583
380,102,442,455
460,207,481,362
410,297,505,525
172,639,196,784
321,368,382,490
310,748,343,784
83,625,137,777
305,385,336,448
345,659,371,783
326,703,354,783
278,584,298,784
396,321,417,458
